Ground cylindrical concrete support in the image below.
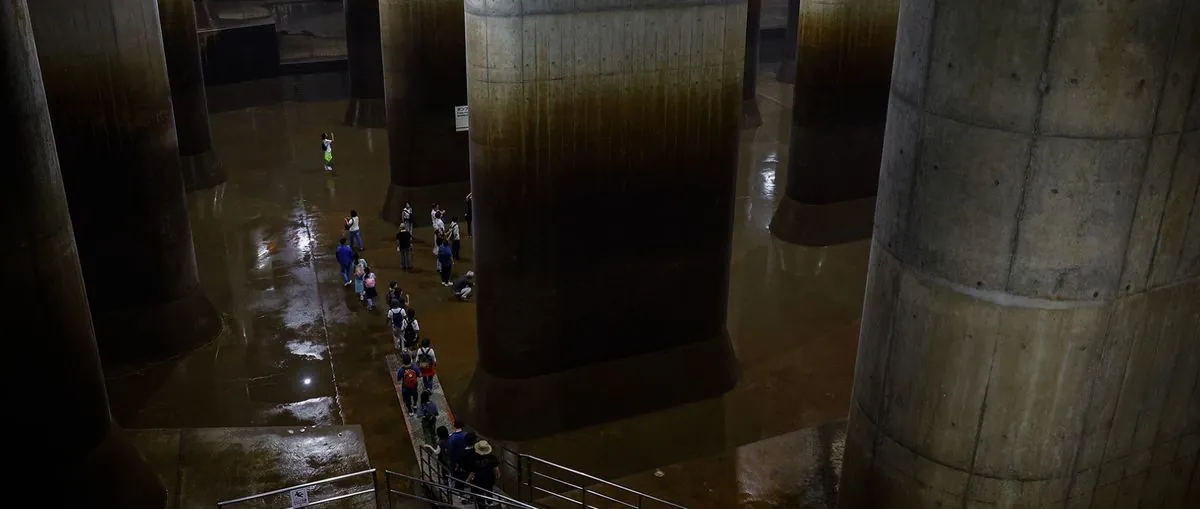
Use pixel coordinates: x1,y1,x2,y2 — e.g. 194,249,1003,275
2,1,166,504
743,0,763,128
463,0,743,440
343,0,386,127
775,0,800,84
841,0,1200,507
28,0,220,367
378,0,470,223
769,0,898,246
160,0,225,190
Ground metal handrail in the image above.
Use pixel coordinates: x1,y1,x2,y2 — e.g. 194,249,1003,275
216,468,378,508
384,469,536,509
512,453,689,509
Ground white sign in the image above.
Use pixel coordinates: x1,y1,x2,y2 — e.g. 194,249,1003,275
454,105,469,132
288,488,309,508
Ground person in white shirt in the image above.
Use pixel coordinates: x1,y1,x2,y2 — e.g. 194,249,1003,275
402,202,413,233
387,303,407,350
430,203,440,228
321,132,334,171
448,216,462,260
432,211,445,244
345,210,363,251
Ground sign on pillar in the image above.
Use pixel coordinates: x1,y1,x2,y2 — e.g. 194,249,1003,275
454,106,469,132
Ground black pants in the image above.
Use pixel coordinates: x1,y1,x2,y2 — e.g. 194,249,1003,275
466,218,472,236
473,485,495,508
441,266,452,284
401,388,417,413
452,239,461,260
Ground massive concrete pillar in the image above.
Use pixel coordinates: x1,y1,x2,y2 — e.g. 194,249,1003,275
462,0,743,440
769,0,898,246
2,1,166,504
743,0,763,128
379,0,470,223
775,0,800,84
343,0,386,127
840,0,1200,507
159,0,225,190
29,0,221,366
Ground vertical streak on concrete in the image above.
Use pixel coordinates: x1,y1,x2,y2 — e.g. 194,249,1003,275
768,0,899,246
743,0,763,128
28,0,220,367
839,0,1200,506
462,0,744,440
343,0,386,127
1,0,166,504
776,0,800,83
378,0,470,223
159,0,224,190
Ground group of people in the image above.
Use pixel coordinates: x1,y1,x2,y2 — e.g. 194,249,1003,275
423,421,502,509
396,199,477,300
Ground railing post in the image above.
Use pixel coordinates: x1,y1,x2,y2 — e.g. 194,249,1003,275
580,488,587,509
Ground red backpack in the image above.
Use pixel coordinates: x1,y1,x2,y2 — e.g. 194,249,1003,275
399,366,419,390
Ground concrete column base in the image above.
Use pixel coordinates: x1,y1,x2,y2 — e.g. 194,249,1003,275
75,424,168,509
462,332,738,441
343,97,386,128
742,98,763,129
776,58,796,84
93,288,221,368
769,194,875,247
181,150,225,192
380,180,471,225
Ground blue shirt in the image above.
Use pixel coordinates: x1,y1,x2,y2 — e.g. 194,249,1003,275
447,430,467,461
437,245,453,265
335,244,354,266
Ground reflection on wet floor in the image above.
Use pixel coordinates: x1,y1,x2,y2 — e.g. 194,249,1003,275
105,70,867,507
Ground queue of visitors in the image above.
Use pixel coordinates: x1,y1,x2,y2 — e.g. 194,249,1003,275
334,198,495,505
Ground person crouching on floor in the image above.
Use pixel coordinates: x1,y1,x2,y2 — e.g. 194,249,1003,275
451,271,475,301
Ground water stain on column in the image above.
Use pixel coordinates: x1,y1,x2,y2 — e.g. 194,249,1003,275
770,0,898,246
160,0,225,190
2,1,166,504
464,2,745,440
379,0,470,223
344,0,386,127
28,0,220,367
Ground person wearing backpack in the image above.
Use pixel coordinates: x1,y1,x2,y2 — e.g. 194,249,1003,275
396,354,420,415
403,309,421,353
419,390,439,443
416,338,437,390
387,301,407,349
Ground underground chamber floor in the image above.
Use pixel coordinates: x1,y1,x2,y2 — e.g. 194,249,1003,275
104,72,867,508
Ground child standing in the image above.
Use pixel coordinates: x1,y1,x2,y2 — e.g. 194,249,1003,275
321,132,334,171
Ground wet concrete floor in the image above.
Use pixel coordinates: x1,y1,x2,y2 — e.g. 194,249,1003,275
105,69,867,508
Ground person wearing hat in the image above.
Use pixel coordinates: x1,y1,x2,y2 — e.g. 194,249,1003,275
466,440,500,508
451,271,475,301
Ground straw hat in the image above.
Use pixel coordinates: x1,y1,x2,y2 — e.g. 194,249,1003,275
474,440,493,455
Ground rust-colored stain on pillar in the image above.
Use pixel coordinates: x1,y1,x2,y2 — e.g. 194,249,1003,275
2,0,166,504
463,0,745,440
770,0,898,246
159,0,224,190
379,0,470,223
28,0,220,367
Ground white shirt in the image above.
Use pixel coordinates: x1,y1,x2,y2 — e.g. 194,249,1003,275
402,207,412,221
449,222,460,241
387,307,406,323
348,216,360,232
323,139,332,153
417,346,435,362
430,209,439,225
433,218,445,234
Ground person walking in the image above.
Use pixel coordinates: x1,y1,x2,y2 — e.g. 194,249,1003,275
402,201,414,233
363,271,378,310
437,240,454,286
464,193,472,237
345,210,363,251
448,216,462,261
416,338,438,390
422,426,453,485
402,309,421,353
321,132,334,171
352,253,366,300
396,224,414,271
466,441,501,509
396,353,420,415
419,390,439,443
335,238,354,286
387,299,407,349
